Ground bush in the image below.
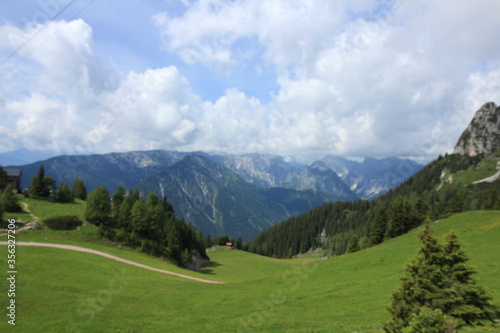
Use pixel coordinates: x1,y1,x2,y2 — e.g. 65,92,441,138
43,216,83,230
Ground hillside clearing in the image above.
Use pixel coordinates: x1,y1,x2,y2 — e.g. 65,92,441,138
0,210,498,332
0,241,223,284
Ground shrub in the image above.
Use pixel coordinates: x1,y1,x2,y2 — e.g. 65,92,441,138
43,215,83,230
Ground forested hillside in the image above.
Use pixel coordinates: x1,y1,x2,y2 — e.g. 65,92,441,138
85,185,209,268
248,151,500,258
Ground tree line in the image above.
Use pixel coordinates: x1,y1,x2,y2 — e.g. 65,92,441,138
26,165,87,202
1,164,208,268
247,153,500,258
85,185,208,267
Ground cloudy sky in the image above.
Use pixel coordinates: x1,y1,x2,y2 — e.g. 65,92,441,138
0,0,499,163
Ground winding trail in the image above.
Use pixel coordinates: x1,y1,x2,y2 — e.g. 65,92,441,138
19,201,39,230
0,241,224,285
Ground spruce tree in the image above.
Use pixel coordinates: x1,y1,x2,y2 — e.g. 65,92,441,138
54,182,73,203
383,222,497,332
36,165,46,196
385,198,420,239
71,178,87,200
439,232,497,328
347,234,360,253
0,166,7,190
370,207,388,245
384,221,443,332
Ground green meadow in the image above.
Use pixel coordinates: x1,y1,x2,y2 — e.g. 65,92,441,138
0,199,499,332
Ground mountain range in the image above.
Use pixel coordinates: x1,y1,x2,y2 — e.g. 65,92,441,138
248,101,500,257
6,150,422,240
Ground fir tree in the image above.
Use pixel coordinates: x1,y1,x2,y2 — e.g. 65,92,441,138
347,234,360,253
385,198,419,239
439,232,497,328
383,222,497,332
384,221,443,332
0,166,7,190
36,165,46,196
29,165,56,197
370,207,388,245
71,178,87,200
54,182,73,203
401,307,447,333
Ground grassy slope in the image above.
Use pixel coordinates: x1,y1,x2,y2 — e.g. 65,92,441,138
0,203,499,332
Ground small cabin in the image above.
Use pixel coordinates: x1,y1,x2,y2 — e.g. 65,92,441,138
4,168,22,193
226,242,234,249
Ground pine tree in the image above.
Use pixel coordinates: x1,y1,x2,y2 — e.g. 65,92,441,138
370,207,388,245
439,232,497,328
71,178,87,200
385,198,419,239
383,222,497,332
43,175,57,196
347,234,360,253
414,198,429,222
384,221,443,332
401,307,447,333
0,166,7,190
448,194,464,213
54,182,73,203
36,165,46,196
29,165,56,197
162,194,174,216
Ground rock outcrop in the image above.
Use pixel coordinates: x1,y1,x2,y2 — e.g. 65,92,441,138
454,102,500,156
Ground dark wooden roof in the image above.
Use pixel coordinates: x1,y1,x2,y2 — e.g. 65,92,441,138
4,168,22,177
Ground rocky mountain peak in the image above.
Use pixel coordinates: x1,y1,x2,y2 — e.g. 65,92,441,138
454,102,500,156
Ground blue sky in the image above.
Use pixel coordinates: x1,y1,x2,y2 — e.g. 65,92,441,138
1,0,499,163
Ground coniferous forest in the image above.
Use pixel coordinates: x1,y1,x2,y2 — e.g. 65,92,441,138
247,152,500,258
85,185,209,267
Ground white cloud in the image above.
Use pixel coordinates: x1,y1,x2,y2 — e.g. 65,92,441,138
1,0,500,162
0,20,202,154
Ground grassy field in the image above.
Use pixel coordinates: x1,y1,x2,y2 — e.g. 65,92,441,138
0,200,499,332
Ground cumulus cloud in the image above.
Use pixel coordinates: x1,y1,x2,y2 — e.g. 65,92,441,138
1,0,500,161
154,0,500,160
0,19,202,154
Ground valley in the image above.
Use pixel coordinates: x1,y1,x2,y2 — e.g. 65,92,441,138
1,203,498,332
9,151,421,240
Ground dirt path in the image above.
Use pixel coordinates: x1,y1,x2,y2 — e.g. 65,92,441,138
0,241,224,284
472,161,500,184
19,201,39,228
20,201,38,222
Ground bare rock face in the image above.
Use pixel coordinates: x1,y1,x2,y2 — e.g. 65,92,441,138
454,102,500,156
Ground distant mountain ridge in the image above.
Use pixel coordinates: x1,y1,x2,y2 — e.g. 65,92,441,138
247,100,500,258
7,150,422,239
321,155,423,199
137,154,334,239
